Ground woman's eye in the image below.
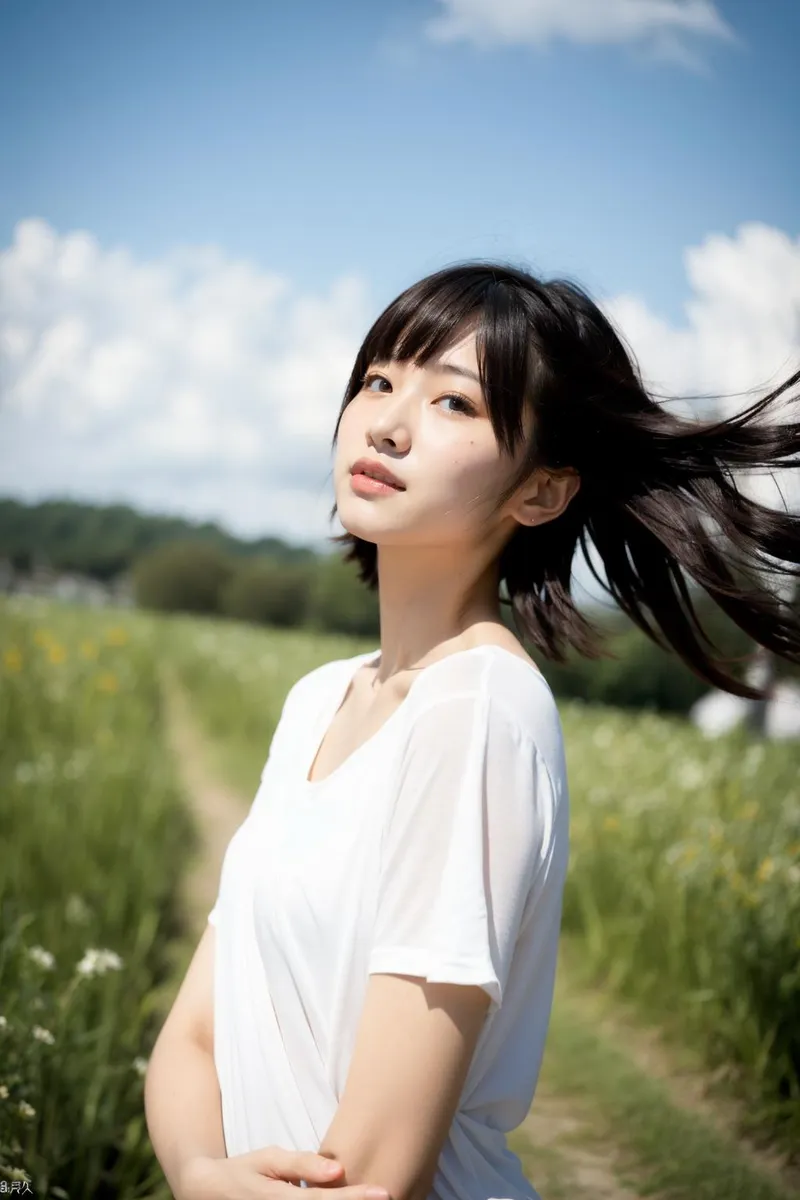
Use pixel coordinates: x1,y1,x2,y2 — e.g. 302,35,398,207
363,372,391,393
361,372,476,416
438,393,475,416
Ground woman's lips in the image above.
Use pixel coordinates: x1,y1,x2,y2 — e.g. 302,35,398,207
350,473,404,496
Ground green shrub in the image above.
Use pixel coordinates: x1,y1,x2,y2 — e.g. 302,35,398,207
220,559,313,627
131,538,236,615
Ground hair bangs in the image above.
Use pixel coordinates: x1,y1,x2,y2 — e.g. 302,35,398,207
334,264,539,474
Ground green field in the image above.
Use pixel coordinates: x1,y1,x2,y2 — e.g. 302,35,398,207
2,598,798,1196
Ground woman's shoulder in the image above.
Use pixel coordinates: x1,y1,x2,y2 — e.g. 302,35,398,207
404,642,563,757
286,649,370,696
405,640,550,701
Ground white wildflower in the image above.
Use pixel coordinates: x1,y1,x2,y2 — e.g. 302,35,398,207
28,945,55,970
675,760,706,790
18,1099,36,1118
65,893,91,925
592,724,616,749
63,749,91,780
0,1014,7,1029
14,751,56,784
76,947,123,978
32,1025,55,1045
0,1083,9,1098
6,1165,32,1183
132,1056,148,1077
743,743,766,774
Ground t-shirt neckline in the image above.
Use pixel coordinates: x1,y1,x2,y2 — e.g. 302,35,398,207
301,643,547,791
302,648,381,790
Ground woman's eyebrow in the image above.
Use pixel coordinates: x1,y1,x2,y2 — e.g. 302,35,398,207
371,357,482,386
431,359,482,386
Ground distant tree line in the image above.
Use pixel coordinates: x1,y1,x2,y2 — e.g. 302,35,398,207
130,536,379,638
4,495,794,715
0,496,313,580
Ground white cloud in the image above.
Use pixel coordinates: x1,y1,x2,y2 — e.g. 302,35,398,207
1,217,797,553
0,218,371,541
607,224,800,404
423,0,736,65
605,221,800,520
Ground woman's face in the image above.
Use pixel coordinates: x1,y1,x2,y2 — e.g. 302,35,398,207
334,324,534,550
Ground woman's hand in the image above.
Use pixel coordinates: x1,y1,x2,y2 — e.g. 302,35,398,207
179,1145,391,1200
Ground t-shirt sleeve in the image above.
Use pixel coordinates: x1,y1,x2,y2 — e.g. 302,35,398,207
367,689,557,1017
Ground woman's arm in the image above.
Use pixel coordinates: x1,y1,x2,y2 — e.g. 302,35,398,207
144,922,226,1196
316,972,490,1200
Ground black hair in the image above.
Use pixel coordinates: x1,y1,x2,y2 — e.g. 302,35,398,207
327,260,800,700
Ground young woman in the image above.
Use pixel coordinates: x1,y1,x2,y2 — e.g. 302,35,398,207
145,261,800,1200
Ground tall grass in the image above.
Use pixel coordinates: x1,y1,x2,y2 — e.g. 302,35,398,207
559,702,800,1147
0,599,195,1198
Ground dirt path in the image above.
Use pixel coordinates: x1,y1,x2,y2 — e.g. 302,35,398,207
160,668,249,939
513,1085,641,1200
561,981,800,1196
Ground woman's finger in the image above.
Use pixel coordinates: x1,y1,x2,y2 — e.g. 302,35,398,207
242,1146,331,1183
237,1145,390,1200
291,1153,389,1198
302,1153,343,1179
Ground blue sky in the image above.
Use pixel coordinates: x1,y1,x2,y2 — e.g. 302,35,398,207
2,0,797,318
0,0,798,567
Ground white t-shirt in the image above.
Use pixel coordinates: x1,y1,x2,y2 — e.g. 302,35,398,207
208,644,570,1200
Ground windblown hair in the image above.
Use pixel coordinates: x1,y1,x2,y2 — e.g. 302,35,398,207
327,262,800,700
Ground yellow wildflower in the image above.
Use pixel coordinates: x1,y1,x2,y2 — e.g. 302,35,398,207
756,857,775,884
80,640,99,659
48,643,67,665
3,646,22,672
96,672,119,694
707,822,724,846
105,626,128,646
602,815,620,832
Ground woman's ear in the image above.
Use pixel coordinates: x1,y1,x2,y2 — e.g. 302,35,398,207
515,468,580,527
